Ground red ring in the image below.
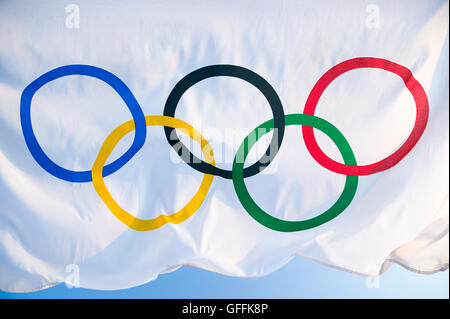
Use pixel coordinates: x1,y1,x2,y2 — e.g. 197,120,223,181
302,57,429,176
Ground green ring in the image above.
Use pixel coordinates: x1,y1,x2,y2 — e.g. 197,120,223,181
232,113,359,232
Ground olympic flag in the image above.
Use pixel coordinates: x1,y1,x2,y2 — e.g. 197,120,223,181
0,0,448,292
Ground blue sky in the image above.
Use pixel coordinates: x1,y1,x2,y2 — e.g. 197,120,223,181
1,257,448,299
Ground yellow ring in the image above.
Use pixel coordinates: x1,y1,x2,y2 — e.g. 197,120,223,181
91,115,215,231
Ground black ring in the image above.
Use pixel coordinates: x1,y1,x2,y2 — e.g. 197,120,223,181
163,64,285,179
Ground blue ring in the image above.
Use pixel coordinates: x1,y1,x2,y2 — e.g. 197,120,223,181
20,65,147,183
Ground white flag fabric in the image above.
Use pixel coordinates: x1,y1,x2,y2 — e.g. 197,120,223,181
0,0,448,292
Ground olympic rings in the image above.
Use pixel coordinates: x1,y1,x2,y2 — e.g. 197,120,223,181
20,65,147,182
19,58,429,232
302,57,429,176
91,115,215,231
232,114,358,232
163,64,285,179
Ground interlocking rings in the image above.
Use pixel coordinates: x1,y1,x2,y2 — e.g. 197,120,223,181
20,58,429,232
